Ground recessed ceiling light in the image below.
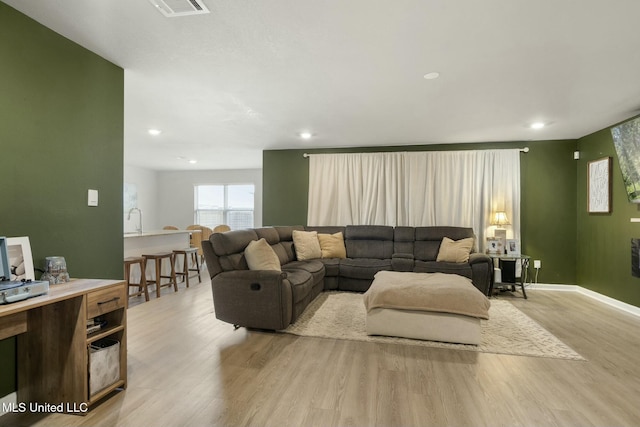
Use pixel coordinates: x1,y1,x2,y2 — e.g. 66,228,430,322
423,72,440,80
148,129,162,136
300,131,313,140
530,122,545,129
189,160,197,164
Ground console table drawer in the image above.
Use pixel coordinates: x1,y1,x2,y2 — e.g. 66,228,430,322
87,286,126,318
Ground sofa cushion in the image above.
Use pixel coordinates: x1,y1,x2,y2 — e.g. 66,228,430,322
272,242,296,266
255,227,281,245
284,269,315,304
292,230,322,260
245,238,281,271
209,229,259,272
340,258,392,280
414,226,476,261
414,260,473,279
394,226,415,255
316,258,340,276
318,232,347,259
210,229,259,256
345,225,394,259
436,237,474,263
305,226,346,235
283,260,325,285
274,225,305,242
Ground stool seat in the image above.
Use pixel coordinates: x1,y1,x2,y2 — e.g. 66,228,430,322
124,256,149,302
142,252,178,297
173,247,202,288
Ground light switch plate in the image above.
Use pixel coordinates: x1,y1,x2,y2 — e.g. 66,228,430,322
88,189,98,206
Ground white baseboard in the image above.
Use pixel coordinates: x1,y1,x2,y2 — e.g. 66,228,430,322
0,392,17,417
528,283,640,317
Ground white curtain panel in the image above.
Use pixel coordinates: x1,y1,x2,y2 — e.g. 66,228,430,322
308,149,520,249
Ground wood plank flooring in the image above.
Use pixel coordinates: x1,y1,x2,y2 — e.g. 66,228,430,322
3,280,640,426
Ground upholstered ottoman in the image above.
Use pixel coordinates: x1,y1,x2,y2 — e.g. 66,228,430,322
363,271,491,345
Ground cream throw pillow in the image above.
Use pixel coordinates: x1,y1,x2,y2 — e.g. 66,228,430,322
245,238,281,271
292,230,322,260
436,237,474,263
318,232,347,259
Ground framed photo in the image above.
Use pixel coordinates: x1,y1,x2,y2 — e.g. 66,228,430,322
588,157,612,213
6,236,35,281
506,239,521,256
486,237,504,255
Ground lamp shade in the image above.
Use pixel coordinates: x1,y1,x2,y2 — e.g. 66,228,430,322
491,211,510,227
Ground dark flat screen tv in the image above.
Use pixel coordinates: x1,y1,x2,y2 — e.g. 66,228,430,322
611,116,640,203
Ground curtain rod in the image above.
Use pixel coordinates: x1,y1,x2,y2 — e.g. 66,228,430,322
303,147,529,158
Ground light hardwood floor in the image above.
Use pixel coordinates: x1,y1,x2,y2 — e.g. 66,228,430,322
3,279,640,427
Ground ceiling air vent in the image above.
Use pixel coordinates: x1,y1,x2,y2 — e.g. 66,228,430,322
148,0,210,17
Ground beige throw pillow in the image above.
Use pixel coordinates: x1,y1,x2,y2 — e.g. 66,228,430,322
245,238,281,271
292,230,322,260
318,232,347,259
436,237,474,263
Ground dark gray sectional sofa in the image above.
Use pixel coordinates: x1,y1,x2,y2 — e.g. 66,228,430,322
202,225,493,331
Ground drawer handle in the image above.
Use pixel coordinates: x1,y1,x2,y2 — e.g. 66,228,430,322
97,297,120,305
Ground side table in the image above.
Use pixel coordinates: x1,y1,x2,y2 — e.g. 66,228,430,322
489,254,530,299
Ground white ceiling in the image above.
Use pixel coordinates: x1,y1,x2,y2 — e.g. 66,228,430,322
5,0,640,170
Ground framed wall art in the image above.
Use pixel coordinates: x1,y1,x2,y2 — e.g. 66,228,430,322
588,157,612,213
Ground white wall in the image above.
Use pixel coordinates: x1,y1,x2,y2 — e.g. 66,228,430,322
123,165,159,232
156,169,262,229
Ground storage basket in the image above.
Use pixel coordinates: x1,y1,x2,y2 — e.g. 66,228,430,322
89,338,120,396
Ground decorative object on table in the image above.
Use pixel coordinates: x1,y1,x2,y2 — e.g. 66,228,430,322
506,239,521,256
587,157,612,213
40,256,70,285
485,237,504,255
611,116,640,203
0,236,49,304
490,210,510,251
5,236,35,281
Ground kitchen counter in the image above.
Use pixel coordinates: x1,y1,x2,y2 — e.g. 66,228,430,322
123,229,199,238
124,230,201,282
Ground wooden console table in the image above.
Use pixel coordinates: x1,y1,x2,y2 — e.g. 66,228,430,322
0,279,127,413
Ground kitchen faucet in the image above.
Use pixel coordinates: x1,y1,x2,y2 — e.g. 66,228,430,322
127,208,143,234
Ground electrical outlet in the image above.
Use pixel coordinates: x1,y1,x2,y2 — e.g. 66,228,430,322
534,260,541,269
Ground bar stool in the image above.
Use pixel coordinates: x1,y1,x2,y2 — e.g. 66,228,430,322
124,256,149,302
173,247,201,288
142,252,178,298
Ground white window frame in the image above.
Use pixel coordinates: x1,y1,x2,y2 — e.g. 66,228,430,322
194,184,254,230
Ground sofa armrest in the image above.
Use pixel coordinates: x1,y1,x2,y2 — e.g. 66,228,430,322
392,252,414,272
469,252,492,265
468,253,493,296
211,270,293,330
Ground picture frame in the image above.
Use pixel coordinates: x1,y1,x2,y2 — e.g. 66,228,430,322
506,239,521,256
588,157,612,213
6,236,35,281
486,237,504,255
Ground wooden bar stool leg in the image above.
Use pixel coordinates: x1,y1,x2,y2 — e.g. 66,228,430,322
155,258,162,298
193,253,202,283
140,259,149,301
171,254,178,292
183,252,190,288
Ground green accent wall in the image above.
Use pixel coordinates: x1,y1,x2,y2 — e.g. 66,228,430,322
0,2,124,397
264,139,578,285
577,123,640,306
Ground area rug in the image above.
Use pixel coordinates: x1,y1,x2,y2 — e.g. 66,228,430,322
283,291,585,360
